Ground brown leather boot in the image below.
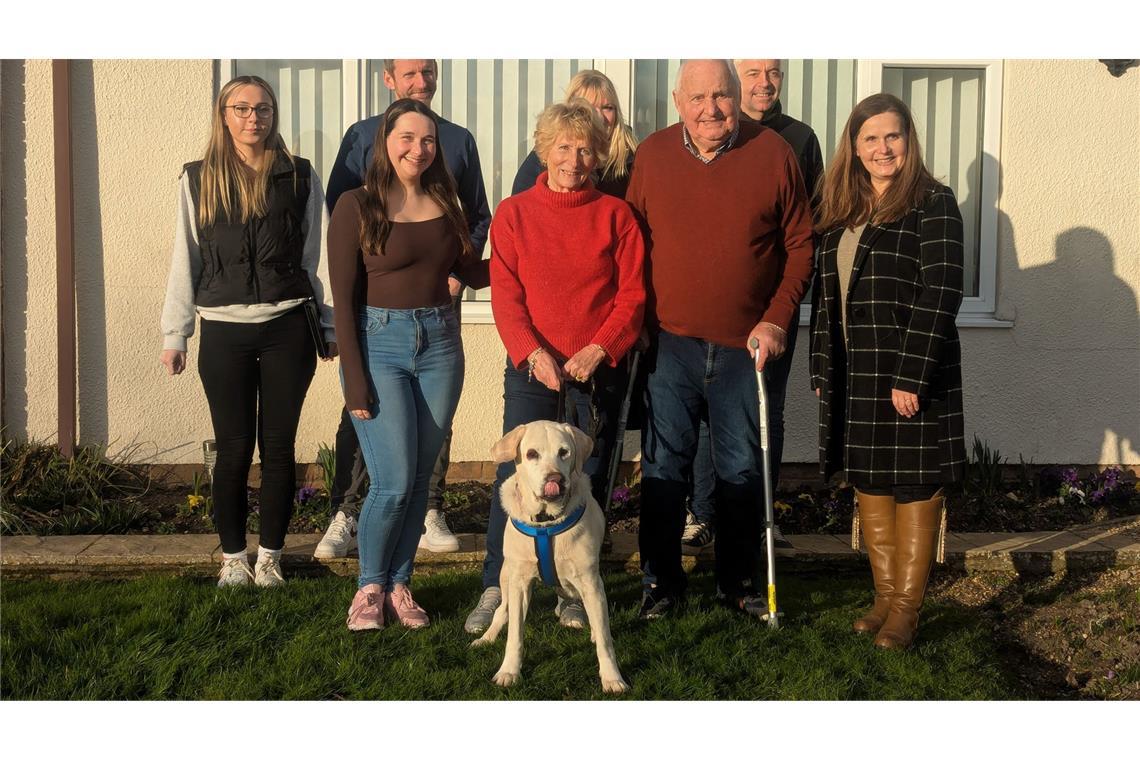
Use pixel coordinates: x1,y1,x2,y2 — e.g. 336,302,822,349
874,491,943,650
852,490,897,634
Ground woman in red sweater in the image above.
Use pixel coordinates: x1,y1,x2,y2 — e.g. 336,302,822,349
463,100,646,634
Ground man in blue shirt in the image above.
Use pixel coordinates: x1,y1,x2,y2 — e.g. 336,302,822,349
316,59,492,560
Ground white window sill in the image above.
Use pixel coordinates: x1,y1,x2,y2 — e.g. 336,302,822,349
464,301,1014,329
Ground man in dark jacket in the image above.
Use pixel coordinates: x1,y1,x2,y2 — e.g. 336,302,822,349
315,59,492,560
683,59,824,558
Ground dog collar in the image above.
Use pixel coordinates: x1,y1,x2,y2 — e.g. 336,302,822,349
510,502,587,587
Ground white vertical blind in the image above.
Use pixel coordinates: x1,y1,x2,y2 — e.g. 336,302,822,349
366,59,594,303
234,59,343,184
883,66,985,297
632,59,858,168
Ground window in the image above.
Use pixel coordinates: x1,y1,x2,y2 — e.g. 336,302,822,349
860,60,1004,319
223,59,1005,325
229,59,350,185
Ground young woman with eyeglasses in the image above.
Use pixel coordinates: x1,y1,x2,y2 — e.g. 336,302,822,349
160,75,336,588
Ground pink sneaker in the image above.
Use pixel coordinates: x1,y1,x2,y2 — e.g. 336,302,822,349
346,584,385,631
385,584,430,628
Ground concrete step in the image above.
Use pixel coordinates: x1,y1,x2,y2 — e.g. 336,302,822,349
3,523,1137,580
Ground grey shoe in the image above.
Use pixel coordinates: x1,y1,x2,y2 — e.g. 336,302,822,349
217,556,254,588
464,586,502,634
555,597,588,629
254,553,285,587
770,525,796,558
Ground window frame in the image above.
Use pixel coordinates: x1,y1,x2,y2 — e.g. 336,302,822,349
859,59,1005,322
219,58,1010,327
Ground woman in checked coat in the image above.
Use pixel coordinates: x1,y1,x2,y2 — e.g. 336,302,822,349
810,93,966,650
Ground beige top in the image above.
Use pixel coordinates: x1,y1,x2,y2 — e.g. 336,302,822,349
837,223,866,344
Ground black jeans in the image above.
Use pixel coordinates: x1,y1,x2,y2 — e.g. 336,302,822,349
481,358,625,589
198,308,316,554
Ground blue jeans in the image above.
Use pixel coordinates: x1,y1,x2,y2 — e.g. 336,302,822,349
345,304,463,589
481,359,625,589
640,329,765,597
690,324,799,523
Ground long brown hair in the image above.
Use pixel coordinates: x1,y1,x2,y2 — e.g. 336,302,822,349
359,98,473,258
198,75,292,229
815,93,937,232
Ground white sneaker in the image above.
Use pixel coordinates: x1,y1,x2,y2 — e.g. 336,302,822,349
464,586,502,634
217,556,254,588
419,508,459,553
315,511,357,559
254,554,285,587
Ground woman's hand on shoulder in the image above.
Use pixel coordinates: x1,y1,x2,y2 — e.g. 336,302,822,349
160,349,186,376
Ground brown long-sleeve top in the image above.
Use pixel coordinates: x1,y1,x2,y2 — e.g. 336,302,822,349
328,187,489,410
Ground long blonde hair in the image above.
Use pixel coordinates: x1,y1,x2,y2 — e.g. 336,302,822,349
565,70,637,182
815,93,937,232
197,75,293,229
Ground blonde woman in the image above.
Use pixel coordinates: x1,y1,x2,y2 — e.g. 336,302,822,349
511,70,638,198
160,75,335,588
464,100,645,634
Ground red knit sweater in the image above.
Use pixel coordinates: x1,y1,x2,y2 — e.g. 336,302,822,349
490,173,646,369
625,121,815,346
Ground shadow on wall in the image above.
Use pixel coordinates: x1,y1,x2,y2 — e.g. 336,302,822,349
963,151,1139,465
72,60,109,447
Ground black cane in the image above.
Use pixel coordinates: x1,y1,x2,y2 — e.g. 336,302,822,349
602,349,642,517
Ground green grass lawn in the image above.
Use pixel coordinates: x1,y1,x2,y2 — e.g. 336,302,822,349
1,569,1026,700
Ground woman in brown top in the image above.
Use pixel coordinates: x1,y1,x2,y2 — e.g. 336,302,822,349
811,93,965,649
328,98,488,631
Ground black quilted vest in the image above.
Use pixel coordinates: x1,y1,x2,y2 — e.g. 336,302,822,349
183,155,312,307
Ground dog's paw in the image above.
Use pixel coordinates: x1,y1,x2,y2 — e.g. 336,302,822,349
469,637,493,649
492,671,520,687
601,677,630,694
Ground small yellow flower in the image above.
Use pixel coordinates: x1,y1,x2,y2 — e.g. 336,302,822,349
774,500,792,514
187,494,205,509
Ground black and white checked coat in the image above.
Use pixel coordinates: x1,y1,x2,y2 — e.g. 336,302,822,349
810,184,966,486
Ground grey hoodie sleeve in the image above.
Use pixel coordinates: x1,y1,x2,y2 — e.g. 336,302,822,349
160,173,201,352
301,166,335,343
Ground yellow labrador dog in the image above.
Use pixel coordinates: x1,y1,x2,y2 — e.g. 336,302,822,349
471,420,628,693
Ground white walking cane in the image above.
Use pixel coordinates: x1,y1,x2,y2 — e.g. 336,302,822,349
749,336,782,629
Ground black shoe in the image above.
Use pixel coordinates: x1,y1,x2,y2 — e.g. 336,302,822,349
719,592,769,620
638,588,679,620
682,511,715,552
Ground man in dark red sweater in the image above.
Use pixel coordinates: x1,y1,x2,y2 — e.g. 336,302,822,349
626,59,814,620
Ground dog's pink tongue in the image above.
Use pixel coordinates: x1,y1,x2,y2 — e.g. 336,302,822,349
543,480,562,499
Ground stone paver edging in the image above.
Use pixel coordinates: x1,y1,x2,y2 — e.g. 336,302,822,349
3,522,1137,579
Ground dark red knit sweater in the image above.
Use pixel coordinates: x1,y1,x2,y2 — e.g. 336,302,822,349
490,172,646,369
625,121,814,346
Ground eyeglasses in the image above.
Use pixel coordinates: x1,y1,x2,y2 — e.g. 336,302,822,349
227,104,275,120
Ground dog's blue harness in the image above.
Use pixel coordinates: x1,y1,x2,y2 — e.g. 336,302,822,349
510,502,587,587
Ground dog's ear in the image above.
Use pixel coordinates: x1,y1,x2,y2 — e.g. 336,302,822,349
492,424,528,464
563,424,594,473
